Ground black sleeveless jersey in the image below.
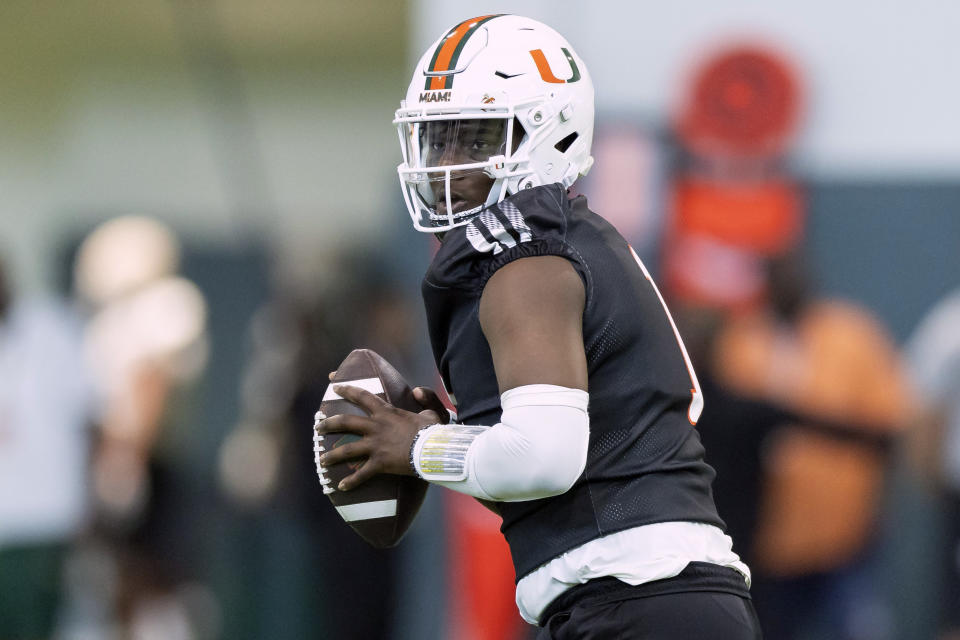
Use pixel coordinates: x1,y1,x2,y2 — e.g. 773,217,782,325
421,183,725,581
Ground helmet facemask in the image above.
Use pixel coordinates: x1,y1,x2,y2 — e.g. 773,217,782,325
396,109,531,232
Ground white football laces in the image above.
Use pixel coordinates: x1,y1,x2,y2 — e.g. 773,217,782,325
313,410,335,494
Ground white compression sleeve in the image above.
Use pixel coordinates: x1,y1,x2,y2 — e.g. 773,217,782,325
412,384,589,502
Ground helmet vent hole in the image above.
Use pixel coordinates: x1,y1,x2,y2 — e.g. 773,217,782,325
554,132,579,153
511,117,526,153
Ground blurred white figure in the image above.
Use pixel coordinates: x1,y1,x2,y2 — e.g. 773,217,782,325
906,288,960,640
0,257,98,638
75,216,208,522
75,215,181,306
72,216,211,639
0,303,93,542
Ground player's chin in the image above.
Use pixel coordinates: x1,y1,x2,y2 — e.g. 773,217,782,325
436,199,479,217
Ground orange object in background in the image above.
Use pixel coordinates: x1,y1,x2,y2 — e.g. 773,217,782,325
445,493,526,640
671,177,803,254
663,176,803,310
676,44,803,158
665,42,806,312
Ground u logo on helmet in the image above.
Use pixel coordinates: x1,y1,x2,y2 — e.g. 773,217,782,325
529,48,582,84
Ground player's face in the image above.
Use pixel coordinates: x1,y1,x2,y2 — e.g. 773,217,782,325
419,119,507,216
432,172,495,217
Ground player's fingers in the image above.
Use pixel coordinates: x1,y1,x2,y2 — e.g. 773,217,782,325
339,463,379,491
413,387,449,423
319,440,369,468
328,371,336,381
332,384,389,415
316,413,375,435
413,386,441,406
418,409,445,424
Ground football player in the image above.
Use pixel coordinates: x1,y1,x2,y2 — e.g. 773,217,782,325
316,15,761,638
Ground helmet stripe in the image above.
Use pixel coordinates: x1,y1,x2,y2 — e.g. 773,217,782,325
425,14,504,90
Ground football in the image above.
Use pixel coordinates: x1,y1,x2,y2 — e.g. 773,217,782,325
313,348,429,548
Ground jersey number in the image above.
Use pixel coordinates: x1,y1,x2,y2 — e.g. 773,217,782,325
629,247,704,424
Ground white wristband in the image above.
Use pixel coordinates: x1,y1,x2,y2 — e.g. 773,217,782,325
413,424,489,481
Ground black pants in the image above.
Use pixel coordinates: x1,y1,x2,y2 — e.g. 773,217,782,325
536,562,762,639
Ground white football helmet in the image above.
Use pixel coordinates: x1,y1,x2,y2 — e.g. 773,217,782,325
394,15,595,232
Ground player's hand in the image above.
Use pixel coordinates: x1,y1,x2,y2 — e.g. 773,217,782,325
328,372,447,423
315,384,437,491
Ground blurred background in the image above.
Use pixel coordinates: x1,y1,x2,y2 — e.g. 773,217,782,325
0,1,957,639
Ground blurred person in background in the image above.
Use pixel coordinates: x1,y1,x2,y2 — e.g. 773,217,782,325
663,43,910,640
71,216,213,640
0,253,98,640
667,242,908,640
905,287,960,640
706,251,908,640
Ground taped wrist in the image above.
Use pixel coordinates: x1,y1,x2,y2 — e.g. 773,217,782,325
411,384,590,502
413,424,489,481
